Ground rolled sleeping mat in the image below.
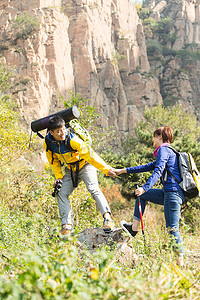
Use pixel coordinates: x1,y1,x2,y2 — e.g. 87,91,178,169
31,106,80,132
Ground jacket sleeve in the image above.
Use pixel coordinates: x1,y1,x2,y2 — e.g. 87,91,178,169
43,140,63,179
142,147,170,192
70,135,112,175
126,161,156,174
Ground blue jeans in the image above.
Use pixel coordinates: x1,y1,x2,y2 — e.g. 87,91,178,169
134,189,185,253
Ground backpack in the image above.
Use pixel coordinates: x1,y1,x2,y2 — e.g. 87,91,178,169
68,119,92,147
165,146,200,199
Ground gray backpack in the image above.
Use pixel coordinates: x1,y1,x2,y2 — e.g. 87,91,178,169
165,146,200,199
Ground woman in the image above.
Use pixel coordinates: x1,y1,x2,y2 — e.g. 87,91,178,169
115,126,185,266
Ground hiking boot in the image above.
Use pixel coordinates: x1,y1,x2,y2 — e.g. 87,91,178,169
102,218,115,233
176,254,185,268
120,220,138,237
59,225,73,238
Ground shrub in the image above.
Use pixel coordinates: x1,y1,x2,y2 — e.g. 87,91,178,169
12,13,40,41
138,8,152,20
146,39,163,56
59,91,115,151
0,62,12,92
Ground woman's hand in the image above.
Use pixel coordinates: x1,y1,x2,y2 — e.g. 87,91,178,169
114,168,127,176
134,187,145,197
107,168,116,178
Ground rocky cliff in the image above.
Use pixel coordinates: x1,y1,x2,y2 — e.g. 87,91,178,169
0,0,200,141
0,0,162,139
144,0,200,115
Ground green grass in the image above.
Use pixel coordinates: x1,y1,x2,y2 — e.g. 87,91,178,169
0,183,199,300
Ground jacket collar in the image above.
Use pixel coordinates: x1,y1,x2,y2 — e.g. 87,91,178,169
153,143,170,158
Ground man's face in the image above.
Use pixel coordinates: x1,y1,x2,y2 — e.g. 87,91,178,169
50,126,66,141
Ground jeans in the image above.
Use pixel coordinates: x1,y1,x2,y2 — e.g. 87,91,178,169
57,163,111,226
133,189,185,253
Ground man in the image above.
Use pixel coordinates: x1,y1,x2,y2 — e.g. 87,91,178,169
44,115,115,236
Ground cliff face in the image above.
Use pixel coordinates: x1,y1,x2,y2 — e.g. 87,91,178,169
1,0,200,140
0,0,162,138
146,0,200,115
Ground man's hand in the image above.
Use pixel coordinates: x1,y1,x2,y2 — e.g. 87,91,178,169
107,168,116,178
53,178,63,187
134,187,145,197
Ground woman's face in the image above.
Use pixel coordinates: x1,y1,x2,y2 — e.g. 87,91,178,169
152,135,163,148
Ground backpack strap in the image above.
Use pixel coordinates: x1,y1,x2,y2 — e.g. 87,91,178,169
45,128,73,165
45,129,83,187
68,160,83,187
166,169,181,184
66,128,84,187
45,135,54,164
37,132,45,139
162,145,180,183
64,127,74,151
164,145,179,155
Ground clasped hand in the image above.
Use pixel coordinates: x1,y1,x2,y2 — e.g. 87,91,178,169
108,168,145,196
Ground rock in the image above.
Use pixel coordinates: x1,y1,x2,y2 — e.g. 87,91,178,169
0,0,161,140
146,0,200,114
116,243,139,267
78,227,124,249
77,227,139,267
1,0,200,142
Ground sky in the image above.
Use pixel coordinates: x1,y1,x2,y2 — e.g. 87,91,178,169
131,0,143,3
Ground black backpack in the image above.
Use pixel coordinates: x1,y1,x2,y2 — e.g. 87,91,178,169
165,146,200,199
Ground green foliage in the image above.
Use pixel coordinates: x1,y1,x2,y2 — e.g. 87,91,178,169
0,63,12,92
138,8,152,20
112,50,126,65
0,65,29,166
12,13,40,41
133,1,143,13
176,48,200,63
141,17,156,38
70,182,102,230
0,199,200,299
139,105,200,156
142,17,156,28
60,91,115,151
154,17,173,35
61,90,99,128
146,39,163,56
0,97,28,165
163,95,180,107
140,12,177,58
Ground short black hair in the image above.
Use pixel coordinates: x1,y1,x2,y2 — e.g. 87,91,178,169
47,115,65,131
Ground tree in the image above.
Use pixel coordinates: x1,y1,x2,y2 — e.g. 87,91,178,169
59,91,115,151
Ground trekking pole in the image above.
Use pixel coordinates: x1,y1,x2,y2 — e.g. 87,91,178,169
137,185,146,246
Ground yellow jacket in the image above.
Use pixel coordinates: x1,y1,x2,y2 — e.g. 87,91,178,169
44,131,111,179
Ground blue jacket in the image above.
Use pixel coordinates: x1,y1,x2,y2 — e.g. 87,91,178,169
127,146,182,192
